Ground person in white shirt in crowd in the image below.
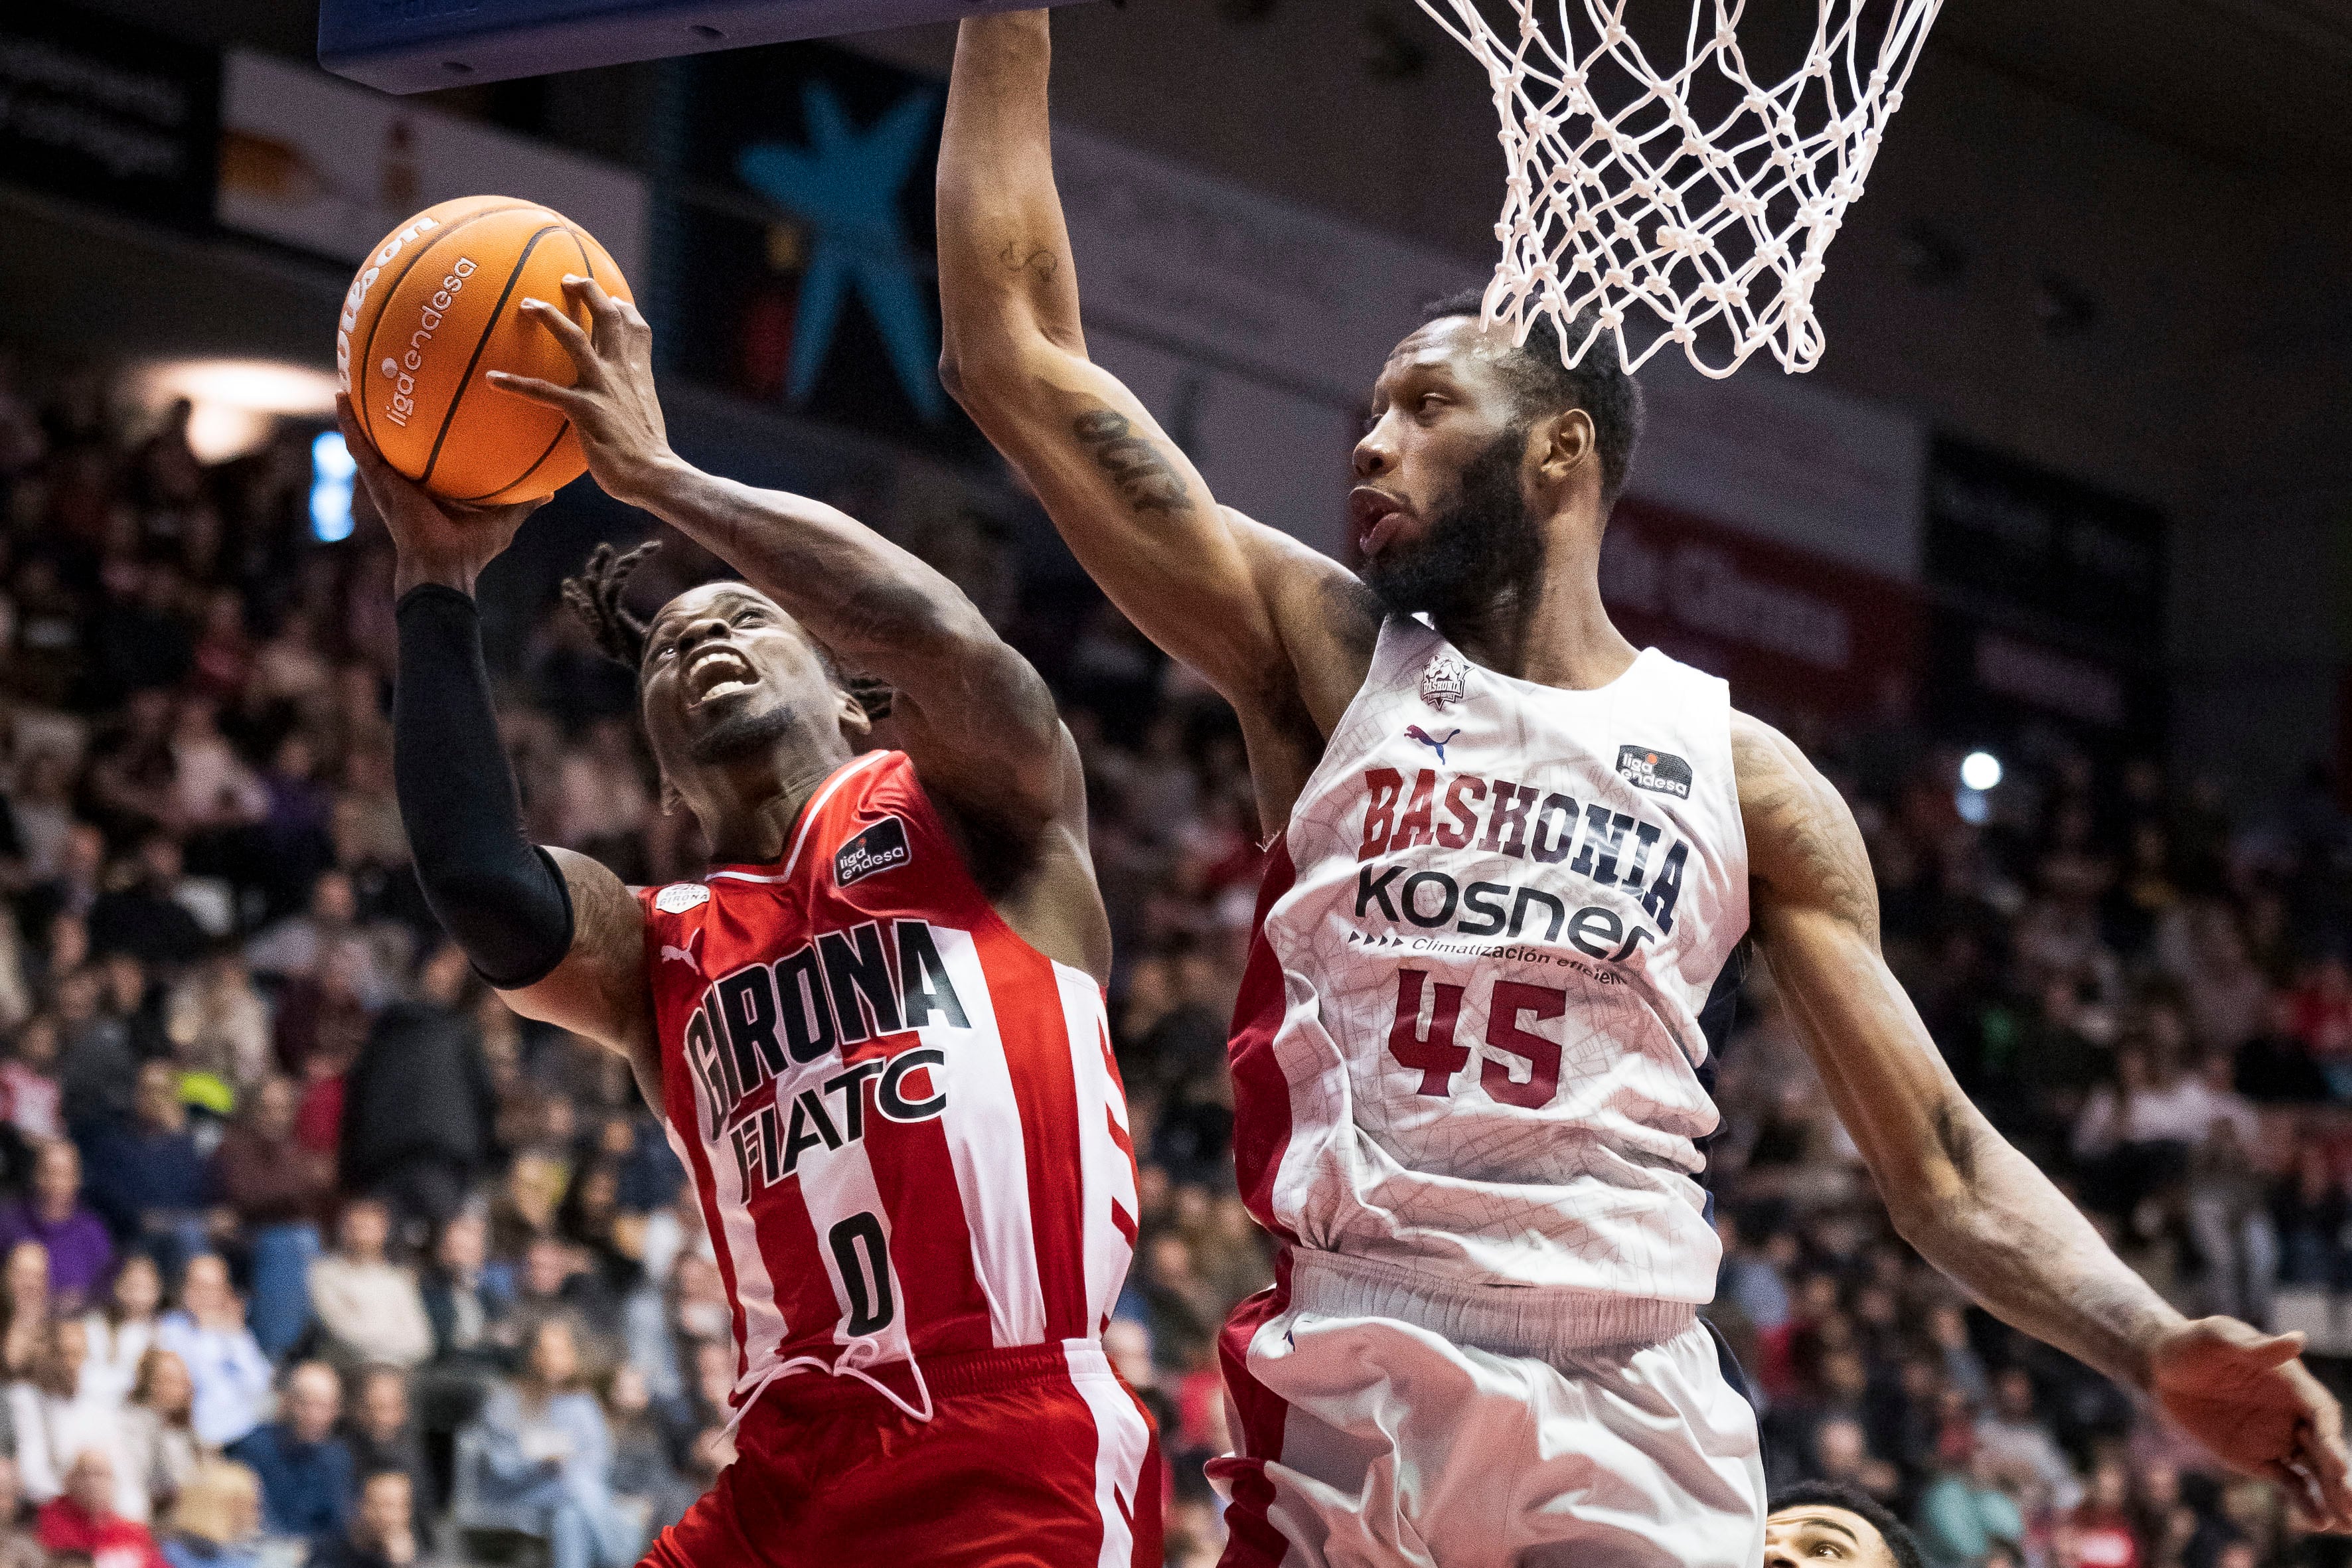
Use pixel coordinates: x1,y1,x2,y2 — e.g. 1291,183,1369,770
2075,1042,2266,1233
242,872,396,1000
84,1254,165,1405
9,1317,145,1520
2185,1055,2283,1326
456,1318,641,1568
307,1197,432,1372
10,751,83,886
0,1013,64,1144
166,699,268,842
153,1255,273,1452
118,1347,203,1522
163,953,272,1103
1,1239,51,1381
1972,1366,2084,1518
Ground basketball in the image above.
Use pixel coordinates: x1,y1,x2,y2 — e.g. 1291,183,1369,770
335,195,633,506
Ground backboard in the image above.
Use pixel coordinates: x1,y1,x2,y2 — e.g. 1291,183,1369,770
318,0,1094,94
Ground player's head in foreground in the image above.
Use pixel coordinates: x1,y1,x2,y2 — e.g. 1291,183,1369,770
1352,289,1643,623
562,541,876,832
1766,1481,1925,1568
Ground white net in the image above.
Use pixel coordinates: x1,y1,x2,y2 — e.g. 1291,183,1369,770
1413,0,1944,377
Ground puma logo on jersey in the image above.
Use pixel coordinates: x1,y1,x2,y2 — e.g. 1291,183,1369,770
835,817,911,888
661,945,700,968
1405,726,1459,764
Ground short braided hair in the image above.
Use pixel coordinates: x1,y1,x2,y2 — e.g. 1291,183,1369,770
1420,289,1644,505
560,540,660,668
562,540,895,721
1770,1481,1925,1568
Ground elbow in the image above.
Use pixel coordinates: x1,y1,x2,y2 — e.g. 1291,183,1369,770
935,327,1031,414
1883,1190,1944,1253
1873,1154,1968,1255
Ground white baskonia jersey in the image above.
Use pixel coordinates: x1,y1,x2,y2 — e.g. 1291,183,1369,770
1229,617,1749,1323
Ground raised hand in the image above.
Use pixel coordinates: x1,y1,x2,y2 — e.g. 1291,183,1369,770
2150,1316,2352,1530
490,274,678,510
337,396,544,597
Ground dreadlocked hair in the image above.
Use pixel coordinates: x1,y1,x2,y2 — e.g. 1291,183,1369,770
561,540,661,669
563,540,899,721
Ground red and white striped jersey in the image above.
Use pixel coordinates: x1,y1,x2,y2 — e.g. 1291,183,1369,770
639,749,1139,1422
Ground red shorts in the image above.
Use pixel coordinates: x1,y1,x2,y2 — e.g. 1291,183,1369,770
642,1341,1162,1568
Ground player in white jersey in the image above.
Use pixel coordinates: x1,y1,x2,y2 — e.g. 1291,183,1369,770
933,13,2352,1564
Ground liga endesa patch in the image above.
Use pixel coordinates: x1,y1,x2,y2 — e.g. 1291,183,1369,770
835,816,913,888
1615,745,1693,799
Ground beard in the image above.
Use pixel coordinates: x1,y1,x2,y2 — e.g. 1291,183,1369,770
687,700,801,766
1360,428,1542,621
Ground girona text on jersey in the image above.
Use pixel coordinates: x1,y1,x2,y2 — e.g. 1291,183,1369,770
680,917,969,1192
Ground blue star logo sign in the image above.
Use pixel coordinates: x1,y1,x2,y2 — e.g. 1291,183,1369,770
736,81,947,424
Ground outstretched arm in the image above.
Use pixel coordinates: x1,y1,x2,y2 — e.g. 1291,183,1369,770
935,11,1373,773
491,276,1077,850
1734,711,2352,1528
343,400,655,1094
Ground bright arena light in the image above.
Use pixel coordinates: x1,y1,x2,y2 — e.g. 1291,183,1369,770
311,431,357,543
1960,750,2004,792
134,359,341,464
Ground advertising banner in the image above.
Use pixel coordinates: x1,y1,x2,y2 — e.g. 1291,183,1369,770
1923,434,2167,651
1918,435,2169,751
666,44,970,455
1600,497,1923,722
1920,605,2167,754
1632,356,1928,584
0,9,218,228
216,49,648,283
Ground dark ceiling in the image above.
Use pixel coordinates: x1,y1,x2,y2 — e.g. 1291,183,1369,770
80,0,2352,189
1930,0,2352,179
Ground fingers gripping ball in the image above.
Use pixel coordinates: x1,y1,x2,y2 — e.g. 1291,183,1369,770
337,195,633,507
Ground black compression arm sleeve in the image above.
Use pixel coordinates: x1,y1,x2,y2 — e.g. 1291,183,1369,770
393,584,575,989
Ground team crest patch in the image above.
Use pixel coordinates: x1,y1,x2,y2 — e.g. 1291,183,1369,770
1420,653,1466,710
835,817,913,888
654,883,711,914
1616,745,1693,799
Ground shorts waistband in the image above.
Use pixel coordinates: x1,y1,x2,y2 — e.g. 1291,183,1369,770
743,1338,1110,1422
1288,1247,1697,1360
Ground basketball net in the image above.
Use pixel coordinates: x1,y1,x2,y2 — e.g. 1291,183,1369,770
1414,0,1943,377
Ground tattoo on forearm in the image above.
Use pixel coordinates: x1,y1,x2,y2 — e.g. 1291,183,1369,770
1073,408,1192,516
1934,1102,1981,1185
998,242,1058,284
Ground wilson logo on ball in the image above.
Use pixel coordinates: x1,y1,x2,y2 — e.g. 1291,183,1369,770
334,212,444,394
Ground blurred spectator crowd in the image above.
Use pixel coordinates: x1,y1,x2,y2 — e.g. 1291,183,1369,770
0,351,2350,1568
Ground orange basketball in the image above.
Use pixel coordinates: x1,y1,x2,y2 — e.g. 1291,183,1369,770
335,195,633,507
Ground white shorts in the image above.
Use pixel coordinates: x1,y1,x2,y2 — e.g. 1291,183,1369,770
1212,1251,1765,1568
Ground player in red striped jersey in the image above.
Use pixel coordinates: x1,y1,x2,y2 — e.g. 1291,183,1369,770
338,272,1159,1568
